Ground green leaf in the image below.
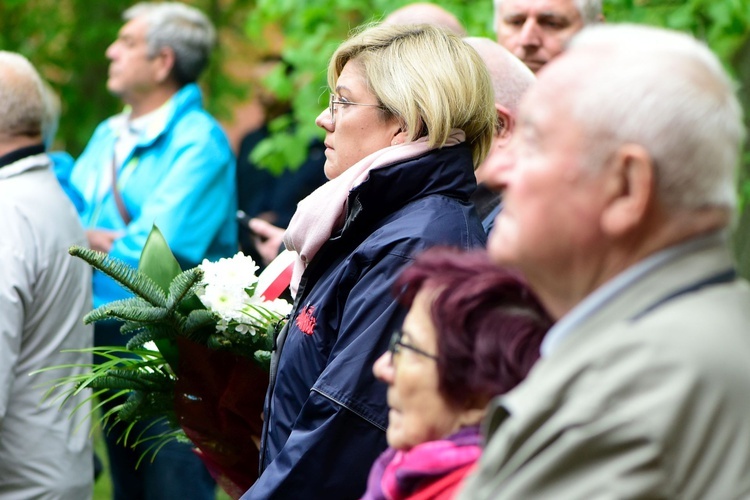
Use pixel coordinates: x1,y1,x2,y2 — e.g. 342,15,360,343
138,226,183,370
139,225,182,294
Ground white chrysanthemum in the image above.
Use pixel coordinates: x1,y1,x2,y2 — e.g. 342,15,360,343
195,251,292,338
198,285,248,321
199,252,259,289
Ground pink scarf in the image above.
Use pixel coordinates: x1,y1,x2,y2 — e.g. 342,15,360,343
283,130,466,296
361,425,482,500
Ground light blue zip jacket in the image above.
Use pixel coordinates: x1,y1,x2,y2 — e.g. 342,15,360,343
71,83,237,308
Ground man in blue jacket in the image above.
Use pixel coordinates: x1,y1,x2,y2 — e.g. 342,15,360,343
70,3,236,499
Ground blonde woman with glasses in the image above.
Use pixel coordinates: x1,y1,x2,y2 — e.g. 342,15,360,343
243,23,495,499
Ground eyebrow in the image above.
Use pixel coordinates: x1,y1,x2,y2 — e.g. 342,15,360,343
537,12,572,23
334,83,352,92
503,11,572,21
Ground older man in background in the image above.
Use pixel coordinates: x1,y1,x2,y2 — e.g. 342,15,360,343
495,0,602,72
459,24,750,499
464,37,534,231
70,3,236,498
382,2,466,36
0,51,93,499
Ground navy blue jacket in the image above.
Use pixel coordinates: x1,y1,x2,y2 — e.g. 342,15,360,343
243,143,486,499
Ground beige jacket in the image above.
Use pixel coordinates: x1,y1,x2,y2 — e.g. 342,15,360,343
459,235,750,499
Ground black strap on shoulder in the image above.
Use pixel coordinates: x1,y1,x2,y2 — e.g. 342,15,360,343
630,268,736,321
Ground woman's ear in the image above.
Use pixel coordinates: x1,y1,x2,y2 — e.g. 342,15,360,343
391,127,409,146
457,396,490,427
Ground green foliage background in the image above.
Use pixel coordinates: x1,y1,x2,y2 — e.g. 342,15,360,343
2,0,750,272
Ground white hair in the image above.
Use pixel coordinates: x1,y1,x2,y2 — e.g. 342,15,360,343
0,51,45,138
464,37,535,114
494,0,602,25
566,24,744,210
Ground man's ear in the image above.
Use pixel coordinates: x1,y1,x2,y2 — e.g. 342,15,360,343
495,104,514,147
153,46,175,84
601,144,654,236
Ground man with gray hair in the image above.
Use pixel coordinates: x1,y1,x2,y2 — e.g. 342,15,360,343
460,24,750,498
70,3,236,498
0,51,93,498
495,0,602,72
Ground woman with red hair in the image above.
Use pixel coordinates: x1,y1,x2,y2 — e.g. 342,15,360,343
365,248,552,499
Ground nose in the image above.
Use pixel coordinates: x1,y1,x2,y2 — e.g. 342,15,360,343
315,107,333,132
373,351,394,384
484,139,517,192
105,41,118,60
518,19,542,48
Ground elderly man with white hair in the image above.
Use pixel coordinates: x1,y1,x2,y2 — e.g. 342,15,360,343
495,0,603,72
460,24,750,499
0,51,93,498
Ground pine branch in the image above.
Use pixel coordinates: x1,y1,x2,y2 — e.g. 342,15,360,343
166,268,203,310
184,309,217,334
69,246,167,306
83,297,152,324
125,323,181,350
86,303,170,325
120,321,146,335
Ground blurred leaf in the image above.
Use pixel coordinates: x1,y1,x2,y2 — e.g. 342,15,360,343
138,226,182,371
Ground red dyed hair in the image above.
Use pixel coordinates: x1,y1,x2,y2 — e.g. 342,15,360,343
394,247,551,409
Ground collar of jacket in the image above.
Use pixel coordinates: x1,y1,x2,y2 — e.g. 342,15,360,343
106,83,203,149
340,142,477,234
0,143,45,170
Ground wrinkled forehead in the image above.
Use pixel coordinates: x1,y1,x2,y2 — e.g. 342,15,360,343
499,0,581,18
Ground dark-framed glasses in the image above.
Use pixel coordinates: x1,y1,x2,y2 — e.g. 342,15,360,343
388,329,438,362
329,93,385,123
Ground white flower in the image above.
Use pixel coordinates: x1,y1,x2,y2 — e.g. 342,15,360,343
195,252,292,339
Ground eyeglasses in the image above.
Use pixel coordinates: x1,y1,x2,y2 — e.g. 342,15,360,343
329,93,385,123
388,329,438,362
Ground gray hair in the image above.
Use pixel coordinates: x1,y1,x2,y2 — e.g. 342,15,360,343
494,0,602,25
124,2,215,86
567,24,744,210
0,51,45,138
464,37,535,114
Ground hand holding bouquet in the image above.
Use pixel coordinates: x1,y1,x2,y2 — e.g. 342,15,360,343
40,226,292,497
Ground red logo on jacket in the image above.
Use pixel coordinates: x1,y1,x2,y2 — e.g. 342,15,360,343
296,305,317,336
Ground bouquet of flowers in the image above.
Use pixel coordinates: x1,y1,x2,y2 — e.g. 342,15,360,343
41,226,292,498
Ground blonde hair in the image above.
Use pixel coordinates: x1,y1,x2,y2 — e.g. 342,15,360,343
328,23,495,168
